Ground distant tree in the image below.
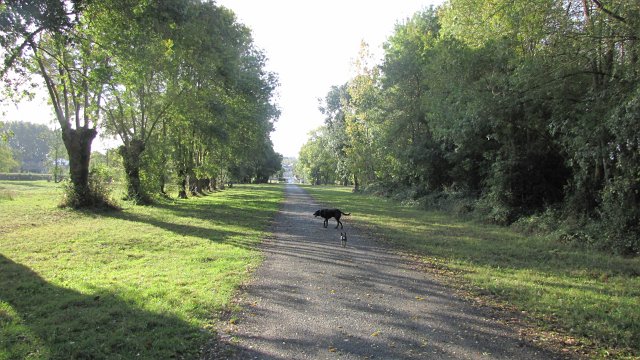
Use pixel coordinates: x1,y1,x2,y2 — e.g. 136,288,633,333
0,143,19,172
297,127,337,185
319,84,352,186
3,121,52,173
47,127,67,182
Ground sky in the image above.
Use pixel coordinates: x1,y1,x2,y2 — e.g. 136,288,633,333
1,0,444,157
217,0,443,158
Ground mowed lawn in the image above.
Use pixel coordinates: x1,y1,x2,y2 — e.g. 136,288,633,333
0,181,283,359
304,185,640,359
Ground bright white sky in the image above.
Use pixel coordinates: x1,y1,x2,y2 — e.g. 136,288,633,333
218,0,444,157
1,0,444,157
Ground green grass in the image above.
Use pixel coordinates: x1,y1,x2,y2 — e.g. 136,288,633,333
303,185,640,359
0,180,283,359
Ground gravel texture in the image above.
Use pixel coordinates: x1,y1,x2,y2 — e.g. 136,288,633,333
209,184,566,359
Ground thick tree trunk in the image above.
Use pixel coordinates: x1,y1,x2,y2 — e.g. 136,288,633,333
119,139,147,203
61,127,97,207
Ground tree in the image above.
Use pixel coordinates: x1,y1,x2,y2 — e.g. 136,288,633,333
0,0,116,207
297,127,337,185
381,9,453,196
47,126,67,182
2,121,51,173
0,143,19,172
96,0,185,203
319,84,352,186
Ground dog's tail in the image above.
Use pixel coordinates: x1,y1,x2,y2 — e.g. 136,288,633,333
340,211,351,216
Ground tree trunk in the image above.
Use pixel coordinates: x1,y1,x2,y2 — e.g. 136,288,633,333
178,173,188,199
119,139,147,203
190,175,199,196
197,178,209,194
62,127,97,207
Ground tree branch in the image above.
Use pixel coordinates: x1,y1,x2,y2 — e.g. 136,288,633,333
591,0,626,22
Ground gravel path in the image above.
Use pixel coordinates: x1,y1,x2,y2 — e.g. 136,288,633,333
212,184,564,359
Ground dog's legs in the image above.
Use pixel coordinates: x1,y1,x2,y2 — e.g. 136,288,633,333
336,219,343,229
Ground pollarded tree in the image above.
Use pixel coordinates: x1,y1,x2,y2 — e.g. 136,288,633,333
94,0,185,203
30,29,111,207
2,0,112,207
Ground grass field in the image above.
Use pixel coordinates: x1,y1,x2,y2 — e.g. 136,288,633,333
0,181,283,359
2,181,639,359
303,185,640,359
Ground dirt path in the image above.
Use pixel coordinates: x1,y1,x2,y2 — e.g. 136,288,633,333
210,184,564,359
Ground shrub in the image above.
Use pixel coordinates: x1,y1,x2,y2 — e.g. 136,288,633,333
60,165,119,209
598,178,640,255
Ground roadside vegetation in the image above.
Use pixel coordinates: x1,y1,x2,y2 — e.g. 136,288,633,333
0,180,283,359
296,1,640,256
304,185,640,359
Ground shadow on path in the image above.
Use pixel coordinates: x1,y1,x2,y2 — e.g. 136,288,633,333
206,185,569,359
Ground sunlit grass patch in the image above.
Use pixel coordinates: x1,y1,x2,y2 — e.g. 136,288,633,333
0,180,283,359
303,185,640,358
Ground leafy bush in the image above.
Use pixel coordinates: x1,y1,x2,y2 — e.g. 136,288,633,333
598,178,640,255
60,165,118,209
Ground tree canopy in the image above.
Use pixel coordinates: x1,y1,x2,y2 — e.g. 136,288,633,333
1,0,282,205
302,1,640,255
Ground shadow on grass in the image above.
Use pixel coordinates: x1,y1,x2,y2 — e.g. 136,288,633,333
152,185,283,225
84,186,283,253
303,186,640,278
0,254,211,359
303,186,640,354
100,209,261,251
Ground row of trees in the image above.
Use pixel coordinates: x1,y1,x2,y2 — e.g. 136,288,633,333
0,121,64,173
1,0,281,205
297,0,640,254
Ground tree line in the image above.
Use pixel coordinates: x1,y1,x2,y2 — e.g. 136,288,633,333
297,0,639,255
1,0,281,206
0,121,66,176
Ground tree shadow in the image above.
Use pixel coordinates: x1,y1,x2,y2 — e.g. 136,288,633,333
0,254,212,359
304,186,640,278
205,184,567,359
100,209,258,249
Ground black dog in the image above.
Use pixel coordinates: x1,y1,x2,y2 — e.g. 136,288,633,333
313,208,351,229
340,232,347,247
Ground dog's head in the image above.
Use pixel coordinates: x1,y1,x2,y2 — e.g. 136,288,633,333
313,210,320,217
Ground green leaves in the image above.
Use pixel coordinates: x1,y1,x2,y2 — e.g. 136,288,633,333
302,0,640,253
